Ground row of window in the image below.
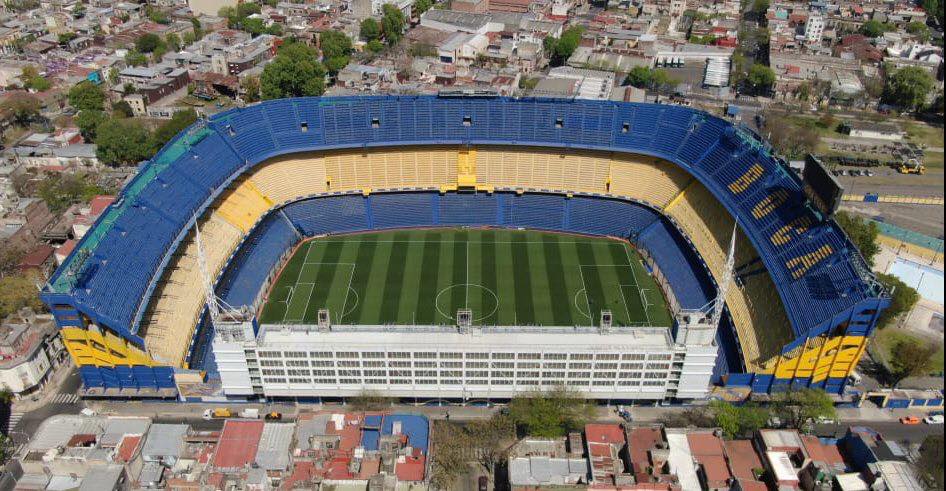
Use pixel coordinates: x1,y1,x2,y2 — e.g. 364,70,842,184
257,350,675,361
260,369,670,380
261,377,669,387
258,360,671,370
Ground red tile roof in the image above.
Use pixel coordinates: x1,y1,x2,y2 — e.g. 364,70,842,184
89,195,115,216
629,427,665,475
585,424,626,445
699,454,732,484
686,433,725,456
724,440,763,481
116,435,142,463
214,420,264,469
395,455,427,481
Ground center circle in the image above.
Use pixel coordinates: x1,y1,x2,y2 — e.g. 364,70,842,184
434,284,499,323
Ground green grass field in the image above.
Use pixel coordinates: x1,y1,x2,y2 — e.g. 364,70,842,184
259,228,672,328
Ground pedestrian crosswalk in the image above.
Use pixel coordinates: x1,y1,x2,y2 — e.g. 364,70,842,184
51,393,80,404
2,412,23,433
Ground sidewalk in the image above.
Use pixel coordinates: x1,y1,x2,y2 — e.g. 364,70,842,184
12,361,76,413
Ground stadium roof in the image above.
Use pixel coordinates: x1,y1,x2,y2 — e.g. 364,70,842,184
44,96,885,357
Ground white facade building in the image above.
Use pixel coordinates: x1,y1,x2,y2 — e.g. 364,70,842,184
0,313,64,395
804,14,824,45
213,318,718,401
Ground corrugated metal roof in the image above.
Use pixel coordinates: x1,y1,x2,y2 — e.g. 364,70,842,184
254,423,294,471
100,417,151,447
141,424,188,460
28,415,106,452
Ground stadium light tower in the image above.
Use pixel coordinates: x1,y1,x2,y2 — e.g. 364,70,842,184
712,224,738,325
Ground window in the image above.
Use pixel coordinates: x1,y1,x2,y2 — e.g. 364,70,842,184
554,117,564,129
414,361,436,368
569,363,592,370
313,370,336,377
336,352,359,358
260,360,283,367
622,353,645,361
466,362,488,368
389,370,411,377
596,353,619,361
338,360,360,367
285,351,306,358
300,121,308,132
314,378,336,384
462,115,472,126
363,361,385,368
415,370,437,377
310,351,332,358
371,117,381,129
593,380,613,386
492,352,514,359
491,362,514,368
516,371,539,378
440,370,462,377
646,363,670,370
388,352,411,359
261,369,285,376
286,360,309,367
390,361,411,367
597,363,618,370
363,352,384,359
466,352,489,359
339,378,360,384
366,379,386,384
518,362,540,369
491,371,513,378
289,378,308,384
468,379,488,385
542,371,565,378
364,370,386,377
569,372,591,379
259,351,281,358
621,363,643,370
570,353,593,360
440,361,462,368
338,370,362,377
287,369,310,376
415,352,437,359
622,122,630,133
544,353,566,360
440,352,463,359
518,353,541,360
545,362,566,369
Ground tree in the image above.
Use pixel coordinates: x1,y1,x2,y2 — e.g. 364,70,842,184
112,100,134,118
508,386,596,438
367,39,385,53
709,400,770,438
544,26,584,67
625,66,653,88
147,6,169,24
917,435,944,490
414,0,432,16
0,96,42,126
58,32,77,45
922,0,942,26
750,0,769,14
887,336,937,386
834,212,879,268
38,173,107,213
125,50,148,67
875,273,920,327
20,65,50,91
191,17,204,40
360,18,381,41
151,109,198,148
0,273,44,319
883,66,935,112
242,76,261,103
242,17,267,36
260,42,326,99
905,22,931,43
94,119,155,166
771,389,836,432
381,3,406,46
135,33,164,53
746,63,775,94
166,32,181,52
320,30,353,75
430,421,470,489
466,415,515,478
860,20,892,38
762,113,820,158
68,81,106,112
75,109,107,140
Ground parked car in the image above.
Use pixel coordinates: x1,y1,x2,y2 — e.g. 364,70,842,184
899,416,921,425
923,415,944,425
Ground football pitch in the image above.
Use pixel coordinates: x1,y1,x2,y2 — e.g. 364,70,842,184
259,228,672,328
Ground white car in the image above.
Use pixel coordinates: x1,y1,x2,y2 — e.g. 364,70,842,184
923,415,944,424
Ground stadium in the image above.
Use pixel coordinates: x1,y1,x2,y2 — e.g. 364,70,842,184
41,96,889,401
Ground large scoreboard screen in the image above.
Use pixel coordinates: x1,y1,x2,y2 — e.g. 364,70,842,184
802,154,844,217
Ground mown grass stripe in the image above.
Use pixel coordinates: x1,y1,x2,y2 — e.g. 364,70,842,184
576,241,606,324
415,231,443,324
345,238,377,322
448,230,468,316
300,240,345,323
479,230,497,325
511,233,535,325
378,232,410,321
542,235,572,325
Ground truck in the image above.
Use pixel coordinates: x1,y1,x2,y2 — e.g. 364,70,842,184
202,408,232,420
239,408,260,419
897,158,925,175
